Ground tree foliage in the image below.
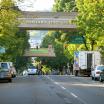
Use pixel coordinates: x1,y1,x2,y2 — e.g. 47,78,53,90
52,0,79,64
76,0,104,50
41,31,69,69
0,0,30,71
53,0,77,12
0,0,19,37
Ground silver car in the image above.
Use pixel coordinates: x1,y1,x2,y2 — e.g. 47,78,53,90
0,62,12,82
28,66,37,75
0,70,12,82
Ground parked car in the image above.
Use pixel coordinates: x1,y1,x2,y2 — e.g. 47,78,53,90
28,66,37,75
99,69,104,82
0,70,12,82
91,65,104,80
0,62,12,82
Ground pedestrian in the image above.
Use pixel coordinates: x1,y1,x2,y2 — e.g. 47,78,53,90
37,62,42,75
10,66,16,77
59,66,63,75
70,64,73,75
36,45,38,50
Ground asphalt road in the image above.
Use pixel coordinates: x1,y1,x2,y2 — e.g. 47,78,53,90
0,75,104,104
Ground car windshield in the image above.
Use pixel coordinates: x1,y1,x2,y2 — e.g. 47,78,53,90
0,63,9,71
97,66,104,71
28,66,36,69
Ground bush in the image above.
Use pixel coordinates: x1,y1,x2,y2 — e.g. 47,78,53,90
41,65,51,75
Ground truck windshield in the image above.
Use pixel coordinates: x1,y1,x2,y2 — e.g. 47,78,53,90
1,63,9,71
97,66,104,71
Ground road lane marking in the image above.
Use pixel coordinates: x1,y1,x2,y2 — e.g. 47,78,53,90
61,86,66,90
46,75,54,82
54,82,59,85
70,92,88,104
45,76,88,104
70,92,78,98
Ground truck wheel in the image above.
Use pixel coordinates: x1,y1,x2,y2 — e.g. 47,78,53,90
94,76,97,81
12,75,16,78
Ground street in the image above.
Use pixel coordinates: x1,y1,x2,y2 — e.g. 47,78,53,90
0,0,104,104
0,75,104,104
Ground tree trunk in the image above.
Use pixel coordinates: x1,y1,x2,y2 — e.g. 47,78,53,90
82,36,89,50
91,40,95,51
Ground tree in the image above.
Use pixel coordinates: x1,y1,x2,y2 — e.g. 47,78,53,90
0,0,19,60
0,0,19,37
76,0,104,51
53,0,77,12
0,0,30,71
52,0,79,64
41,31,69,69
0,29,30,70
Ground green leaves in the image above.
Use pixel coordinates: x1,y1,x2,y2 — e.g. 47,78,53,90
53,0,77,12
41,31,69,69
0,0,19,36
0,0,29,70
76,0,104,50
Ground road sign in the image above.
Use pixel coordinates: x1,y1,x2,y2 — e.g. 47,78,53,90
0,47,5,53
69,35,84,44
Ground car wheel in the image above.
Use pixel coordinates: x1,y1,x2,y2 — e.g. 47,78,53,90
92,76,94,80
94,75,97,81
12,75,16,78
99,76,103,82
8,79,12,82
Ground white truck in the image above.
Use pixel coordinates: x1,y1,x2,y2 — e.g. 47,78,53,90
73,51,101,76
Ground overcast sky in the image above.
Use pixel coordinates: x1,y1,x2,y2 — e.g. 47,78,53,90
17,0,54,11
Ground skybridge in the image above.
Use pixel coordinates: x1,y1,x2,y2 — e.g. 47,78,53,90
18,11,77,30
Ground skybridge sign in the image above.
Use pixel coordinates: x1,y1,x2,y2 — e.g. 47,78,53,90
18,11,77,30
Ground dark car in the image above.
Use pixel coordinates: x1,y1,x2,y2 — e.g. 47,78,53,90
99,69,104,82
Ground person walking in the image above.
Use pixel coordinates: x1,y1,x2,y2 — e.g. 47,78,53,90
37,61,42,75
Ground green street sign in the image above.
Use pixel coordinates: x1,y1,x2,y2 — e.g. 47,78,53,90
69,35,84,44
0,47,5,53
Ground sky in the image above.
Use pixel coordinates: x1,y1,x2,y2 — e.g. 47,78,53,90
18,0,54,11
